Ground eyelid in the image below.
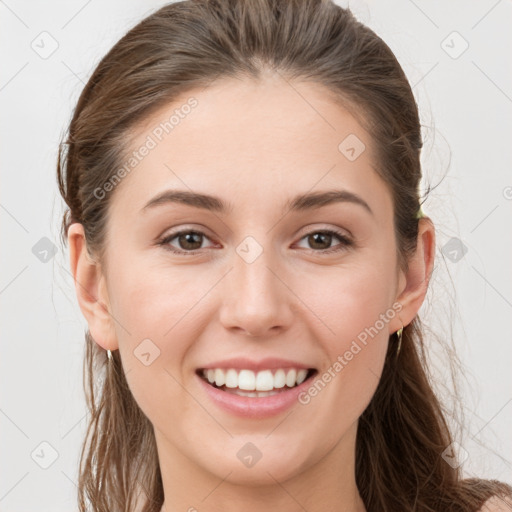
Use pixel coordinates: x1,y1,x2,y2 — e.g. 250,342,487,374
157,224,214,241
159,223,351,242
156,225,218,254
295,223,352,239
157,224,354,240
157,223,354,256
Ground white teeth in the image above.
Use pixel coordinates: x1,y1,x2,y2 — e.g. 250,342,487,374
296,369,308,385
256,370,274,391
285,369,297,387
214,368,225,387
224,388,282,397
202,368,310,391
238,369,256,390
225,369,238,388
274,369,286,388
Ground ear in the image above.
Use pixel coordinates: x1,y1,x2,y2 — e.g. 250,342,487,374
392,217,436,331
67,223,118,352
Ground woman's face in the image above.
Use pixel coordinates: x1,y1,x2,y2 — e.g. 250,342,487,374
71,73,427,489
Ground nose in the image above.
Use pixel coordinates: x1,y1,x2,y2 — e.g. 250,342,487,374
218,244,294,338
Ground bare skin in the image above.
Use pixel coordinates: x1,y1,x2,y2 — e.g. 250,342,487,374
68,71,435,512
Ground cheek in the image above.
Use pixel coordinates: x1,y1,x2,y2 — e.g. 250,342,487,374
109,258,204,340
309,258,395,340
299,272,393,436
108,268,202,424
106,264,206,410
298,259,394,406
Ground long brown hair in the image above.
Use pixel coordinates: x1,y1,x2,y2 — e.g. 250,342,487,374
56,0,512,510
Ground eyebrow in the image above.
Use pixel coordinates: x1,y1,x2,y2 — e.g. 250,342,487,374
141,189,373,216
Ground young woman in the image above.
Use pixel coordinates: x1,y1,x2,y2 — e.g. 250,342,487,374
57,0,512,510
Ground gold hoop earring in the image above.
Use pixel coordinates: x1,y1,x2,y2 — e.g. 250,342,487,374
395,324,404,358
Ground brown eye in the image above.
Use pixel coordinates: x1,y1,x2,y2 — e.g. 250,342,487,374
296,229,353,254
307,232,333,250
158,230,212,254
175,231,204,250
158,228,353,256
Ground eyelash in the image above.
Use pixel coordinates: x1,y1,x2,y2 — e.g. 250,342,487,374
157,228,353,256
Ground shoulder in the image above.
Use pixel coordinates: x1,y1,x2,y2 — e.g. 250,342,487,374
477,495,512,512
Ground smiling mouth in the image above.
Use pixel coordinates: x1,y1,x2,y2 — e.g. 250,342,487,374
196,368,318,397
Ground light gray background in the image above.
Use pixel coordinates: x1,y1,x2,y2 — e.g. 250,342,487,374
1,0,511,510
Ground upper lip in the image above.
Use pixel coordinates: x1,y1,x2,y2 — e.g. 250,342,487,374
197,357,316,372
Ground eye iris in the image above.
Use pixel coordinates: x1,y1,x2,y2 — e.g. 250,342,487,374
309,232,332,250
166,229,344,253
179,231,202,250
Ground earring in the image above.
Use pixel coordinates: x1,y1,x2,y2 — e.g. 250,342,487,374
107,349,113,361
395,324,404,358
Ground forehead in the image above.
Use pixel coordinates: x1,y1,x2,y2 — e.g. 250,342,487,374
109,75,389,219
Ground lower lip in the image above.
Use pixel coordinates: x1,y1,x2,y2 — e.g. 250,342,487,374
196,371,316,419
